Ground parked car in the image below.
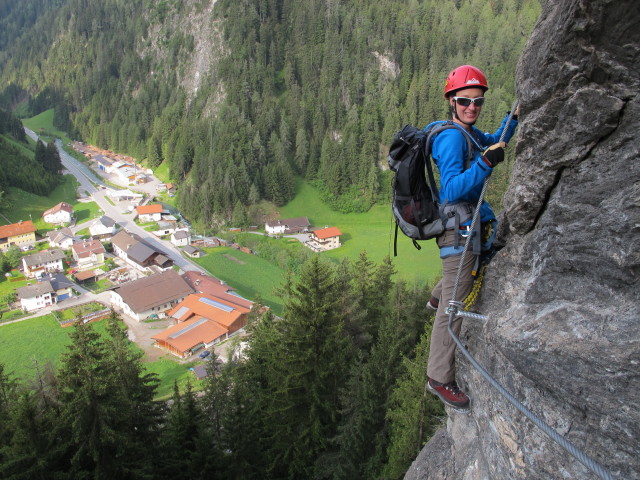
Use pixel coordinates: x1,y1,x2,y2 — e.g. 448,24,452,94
199,350,210,359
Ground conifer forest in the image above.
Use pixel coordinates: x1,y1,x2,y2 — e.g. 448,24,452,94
0,0,540,478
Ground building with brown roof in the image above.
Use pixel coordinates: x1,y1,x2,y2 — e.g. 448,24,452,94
265,216,310,235
43,202,74,224
47,227,78,249
0,220,37,251
152,291,252,358
71,239,106,268
111,230,173,271
110,270,194,321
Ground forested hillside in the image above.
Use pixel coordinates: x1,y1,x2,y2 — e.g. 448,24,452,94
0,2,546,478
0,0,539,227
0,108,61,197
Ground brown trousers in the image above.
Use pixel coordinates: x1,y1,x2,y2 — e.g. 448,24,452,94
427,228,476,384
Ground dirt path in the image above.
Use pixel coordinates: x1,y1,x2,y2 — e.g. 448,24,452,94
118,313,177,362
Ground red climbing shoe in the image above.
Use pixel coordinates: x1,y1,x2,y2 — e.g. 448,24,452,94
427,378,470,409
426,297,439,311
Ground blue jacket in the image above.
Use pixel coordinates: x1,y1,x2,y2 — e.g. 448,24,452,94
424,114,518,224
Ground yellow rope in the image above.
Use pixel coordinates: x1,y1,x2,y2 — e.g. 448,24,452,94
463,263,485,309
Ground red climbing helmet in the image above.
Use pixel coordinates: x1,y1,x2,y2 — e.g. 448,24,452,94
444,65,489,98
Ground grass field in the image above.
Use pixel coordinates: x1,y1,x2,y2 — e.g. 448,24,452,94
2,177,102,232
21,109,71,145
277,181,441,286
0,315,95,381
193,247,286,315
0,315,197,399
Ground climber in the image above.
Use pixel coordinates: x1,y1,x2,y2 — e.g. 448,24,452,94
425,65,519,410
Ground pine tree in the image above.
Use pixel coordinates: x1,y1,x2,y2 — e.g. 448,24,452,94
259,256,354,478
55,319,158,479
382,320,445,479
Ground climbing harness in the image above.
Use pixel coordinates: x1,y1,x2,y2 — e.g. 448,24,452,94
444,100,614,480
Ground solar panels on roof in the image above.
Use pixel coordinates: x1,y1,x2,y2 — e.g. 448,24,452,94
168,318,208,339
173,306,190,319
198,296,234,312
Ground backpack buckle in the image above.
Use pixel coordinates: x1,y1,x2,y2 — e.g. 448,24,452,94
459,225,473,238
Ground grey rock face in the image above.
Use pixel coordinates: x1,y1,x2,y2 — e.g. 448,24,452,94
405,1,639,479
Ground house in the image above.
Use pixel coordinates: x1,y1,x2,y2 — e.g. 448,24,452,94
16,273,75,312
110,270,194,321
265,217,310,235
0,220,37,251
152,220,177,237
95,154,113,171
46,227,77,249
16,282,54,312
111,230,174,271
183,245,203,258
171,229,191,247
41,273,75,301
152,291,252,358
191,364,209,380
89,216,117,239
22,249,66,278
43,202,74,224
307,226,342,251
71,239,106,269
136,204,163,222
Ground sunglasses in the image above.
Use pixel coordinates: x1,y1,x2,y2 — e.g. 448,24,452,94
453,96,485,107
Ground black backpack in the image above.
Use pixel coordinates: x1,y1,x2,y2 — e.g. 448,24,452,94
388,121,477,255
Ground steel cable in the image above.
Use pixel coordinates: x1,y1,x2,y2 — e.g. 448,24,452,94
445,100,615,480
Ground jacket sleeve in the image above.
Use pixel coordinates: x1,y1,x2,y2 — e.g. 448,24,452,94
432,129,492,204
473,113,518,147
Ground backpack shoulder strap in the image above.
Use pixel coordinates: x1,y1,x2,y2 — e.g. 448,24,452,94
426,120,482,170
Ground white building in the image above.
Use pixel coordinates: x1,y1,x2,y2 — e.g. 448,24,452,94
16,274,75,312
110,270,193,321
89,216,117,238
42,202,74,224
46,228,77,249
171,229,191,247
71,239,106,269
22,249,66,278
264,217,310,235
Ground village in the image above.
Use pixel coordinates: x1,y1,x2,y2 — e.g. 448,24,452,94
1,139,344,374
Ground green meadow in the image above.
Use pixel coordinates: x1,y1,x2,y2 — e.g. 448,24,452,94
2,177,102,233
21,108,72,145
193,246,286,315
0,315,197,400
277,181,441,286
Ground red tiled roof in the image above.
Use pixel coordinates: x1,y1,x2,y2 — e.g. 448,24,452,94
181,272,253,310
167,292,250,328
72,239,106,258
313,226,342,239
152,316,228,353
136,204,163,215
0,220,36,239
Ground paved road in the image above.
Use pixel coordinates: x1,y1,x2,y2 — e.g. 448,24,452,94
25,128,205,274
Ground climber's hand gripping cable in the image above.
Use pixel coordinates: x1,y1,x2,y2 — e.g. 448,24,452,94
482,142,507,168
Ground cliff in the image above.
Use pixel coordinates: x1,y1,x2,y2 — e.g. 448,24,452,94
405,1,639,479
